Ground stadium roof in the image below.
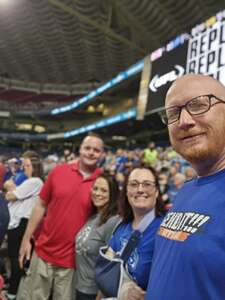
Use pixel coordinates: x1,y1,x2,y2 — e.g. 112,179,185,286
0,0,223,89
0,0,224,145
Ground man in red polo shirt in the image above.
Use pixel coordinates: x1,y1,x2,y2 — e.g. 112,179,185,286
18,133,104,300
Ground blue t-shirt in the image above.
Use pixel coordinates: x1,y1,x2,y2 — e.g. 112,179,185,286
115,156,128,173
146,168,225,300
108,216,163,290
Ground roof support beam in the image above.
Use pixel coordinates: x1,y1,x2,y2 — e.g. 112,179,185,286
48,0,146,55
114,1,160,50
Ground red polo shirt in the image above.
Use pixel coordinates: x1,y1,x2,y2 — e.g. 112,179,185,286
35,161,102,268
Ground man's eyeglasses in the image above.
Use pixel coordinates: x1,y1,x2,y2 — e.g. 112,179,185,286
160,94,225,125
127,180,156,190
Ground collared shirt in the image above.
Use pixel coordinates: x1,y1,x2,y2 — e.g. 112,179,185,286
36,161,102,268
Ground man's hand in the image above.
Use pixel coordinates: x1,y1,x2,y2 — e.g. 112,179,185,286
19,238,32,269
126,284,145,300
18,198,46,269
119,281,145,300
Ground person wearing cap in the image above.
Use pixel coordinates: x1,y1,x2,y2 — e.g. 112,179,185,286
4,158,27,186
12,158,27,186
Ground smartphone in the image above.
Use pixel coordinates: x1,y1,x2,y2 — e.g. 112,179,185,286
23,258,30,274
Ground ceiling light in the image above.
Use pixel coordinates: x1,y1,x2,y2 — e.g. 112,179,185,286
87,105,95,113
0,0,13,6
34,125,46,133
15,123,32,131
102,108,109,116
97,103,105,112
112,136,127,141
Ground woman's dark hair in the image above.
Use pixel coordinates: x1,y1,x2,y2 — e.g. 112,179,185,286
119,165,167,223
92,173,119,226
22,150,44,179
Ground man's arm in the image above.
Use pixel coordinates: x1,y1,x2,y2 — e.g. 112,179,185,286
19,198,46,268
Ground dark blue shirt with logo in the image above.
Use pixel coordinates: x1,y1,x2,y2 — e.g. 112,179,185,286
146,168,225,300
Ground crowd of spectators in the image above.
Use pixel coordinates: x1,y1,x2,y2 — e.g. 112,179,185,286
0,142,196,204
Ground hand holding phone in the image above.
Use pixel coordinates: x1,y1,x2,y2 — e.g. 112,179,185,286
23,258,30,274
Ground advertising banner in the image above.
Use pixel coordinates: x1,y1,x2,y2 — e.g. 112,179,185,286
147,14,225,112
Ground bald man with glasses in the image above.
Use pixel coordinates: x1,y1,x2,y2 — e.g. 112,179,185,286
145,74,225,300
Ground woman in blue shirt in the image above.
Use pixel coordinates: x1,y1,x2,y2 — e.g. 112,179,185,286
104,165,166,299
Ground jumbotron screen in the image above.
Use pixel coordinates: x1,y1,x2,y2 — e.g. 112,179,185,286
147,12,225,112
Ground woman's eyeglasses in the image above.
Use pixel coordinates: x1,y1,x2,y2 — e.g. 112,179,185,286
127,180,156,190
